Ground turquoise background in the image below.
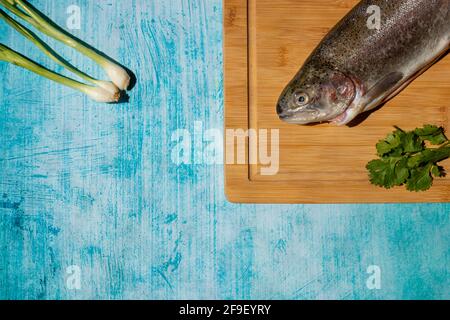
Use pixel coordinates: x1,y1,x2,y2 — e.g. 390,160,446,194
0,0,449,300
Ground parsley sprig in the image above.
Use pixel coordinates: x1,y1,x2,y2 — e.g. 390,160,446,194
367,125,450,192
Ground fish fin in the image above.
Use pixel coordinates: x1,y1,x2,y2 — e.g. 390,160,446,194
381,47,449,105
362,72,404,111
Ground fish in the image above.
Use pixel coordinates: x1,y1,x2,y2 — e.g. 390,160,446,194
277,0,450,126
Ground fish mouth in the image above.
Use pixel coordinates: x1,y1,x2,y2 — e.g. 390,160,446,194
279,116,319,125
278,101,353,125
280,112,343,125
278,106,323,124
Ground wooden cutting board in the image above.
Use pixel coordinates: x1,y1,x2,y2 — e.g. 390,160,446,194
224,0,450,203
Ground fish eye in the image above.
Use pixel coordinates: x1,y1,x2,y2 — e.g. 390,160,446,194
294,92,309,106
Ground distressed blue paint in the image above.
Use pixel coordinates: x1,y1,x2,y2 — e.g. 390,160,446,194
0,0,449,300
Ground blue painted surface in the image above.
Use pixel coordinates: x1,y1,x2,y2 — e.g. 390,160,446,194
0,0,449,300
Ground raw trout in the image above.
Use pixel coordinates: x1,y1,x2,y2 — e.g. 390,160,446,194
277,0,450,125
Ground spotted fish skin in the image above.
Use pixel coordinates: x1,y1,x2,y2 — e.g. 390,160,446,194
277,0,450,126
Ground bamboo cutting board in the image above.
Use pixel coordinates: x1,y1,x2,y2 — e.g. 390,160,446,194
224,0,450,203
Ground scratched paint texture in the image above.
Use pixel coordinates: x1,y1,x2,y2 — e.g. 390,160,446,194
0,0,449,300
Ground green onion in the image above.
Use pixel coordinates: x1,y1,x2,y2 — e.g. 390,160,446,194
1,0,131,90
0,8,120,96
0,43,120,102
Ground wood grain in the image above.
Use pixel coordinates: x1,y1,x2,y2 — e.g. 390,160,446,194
224,0,450,203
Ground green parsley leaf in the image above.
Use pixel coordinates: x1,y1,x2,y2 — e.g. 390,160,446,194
414,125,442,137
393,158,410,186
406,164,433,192
402,132,424,153
376,130,403,156
431,165,445,178
423,133,448,145
367,125,450,192
367,159,391,188
366,157,409,188
415,125,448,145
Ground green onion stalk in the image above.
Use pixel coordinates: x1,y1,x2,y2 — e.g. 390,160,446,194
0,43,120,102
0,0,131,90
0,8,120,96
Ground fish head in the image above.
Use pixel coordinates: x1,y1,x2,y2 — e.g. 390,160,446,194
277,66,358,125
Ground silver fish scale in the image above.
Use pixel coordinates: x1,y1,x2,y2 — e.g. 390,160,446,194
313,0,449,87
